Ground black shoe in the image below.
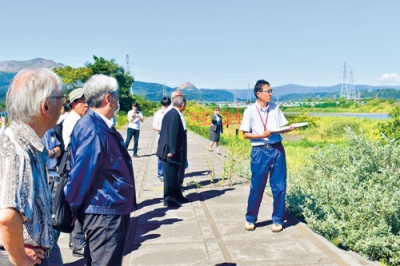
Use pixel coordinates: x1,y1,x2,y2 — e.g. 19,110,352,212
163,198,182,208
72,247,85,257
176,196,190,204
133,154,139,158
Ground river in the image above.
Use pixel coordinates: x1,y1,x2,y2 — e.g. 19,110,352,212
285,112,389,119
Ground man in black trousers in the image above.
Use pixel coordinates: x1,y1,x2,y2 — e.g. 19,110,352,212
156,95,189,207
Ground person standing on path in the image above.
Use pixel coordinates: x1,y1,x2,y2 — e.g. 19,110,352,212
240,79,294,233
208,107,223,154
61,87,89,258
65,74,137,266
125,102,143,157
153,96,171,182
0,68,64,265
40,128,63,265
156,95,189,208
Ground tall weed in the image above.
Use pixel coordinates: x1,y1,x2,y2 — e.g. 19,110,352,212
286,129,400,264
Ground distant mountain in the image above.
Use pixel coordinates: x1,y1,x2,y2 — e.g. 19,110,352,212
230,84,400,101
132,81,235,101
2,58,400,102
177,81,197,91
0,58,64,73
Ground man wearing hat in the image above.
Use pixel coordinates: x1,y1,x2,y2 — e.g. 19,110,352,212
62,88,88,146
61,87,88,257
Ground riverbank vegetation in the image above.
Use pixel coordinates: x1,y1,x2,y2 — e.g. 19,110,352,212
185,103,400,265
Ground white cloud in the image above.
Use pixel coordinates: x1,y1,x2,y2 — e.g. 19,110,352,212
378,73,400,83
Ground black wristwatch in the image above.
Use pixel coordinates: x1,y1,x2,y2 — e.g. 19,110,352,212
50,149,56,157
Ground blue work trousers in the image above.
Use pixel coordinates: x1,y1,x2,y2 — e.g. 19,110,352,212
246,143,287,225
157,158,164,177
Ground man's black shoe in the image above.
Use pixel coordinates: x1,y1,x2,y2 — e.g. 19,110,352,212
72,247,85,257
133,154,139,158
177,196,190,204
163,198,181,208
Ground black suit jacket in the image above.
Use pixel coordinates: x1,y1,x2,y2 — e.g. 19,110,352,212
156,108,187,165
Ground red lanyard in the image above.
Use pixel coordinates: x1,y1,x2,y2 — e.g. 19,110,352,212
256,106,269,131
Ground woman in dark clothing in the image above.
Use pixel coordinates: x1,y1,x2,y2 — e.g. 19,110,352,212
209,107,223,154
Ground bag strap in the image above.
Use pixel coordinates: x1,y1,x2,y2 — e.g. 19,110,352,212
57,118,80,175
57,145,69,175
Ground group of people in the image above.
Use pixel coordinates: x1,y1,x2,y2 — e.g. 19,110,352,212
0,67,293,265
0,68,136,266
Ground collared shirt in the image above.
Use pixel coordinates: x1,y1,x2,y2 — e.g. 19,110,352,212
153,108,167,131
95,111,114,128
127,110,143,130
240,101,288,146
62,110,81,146
0,125,6,134
41,128,61,170
173,107,186,130
165,104,187,130
0,122,53,249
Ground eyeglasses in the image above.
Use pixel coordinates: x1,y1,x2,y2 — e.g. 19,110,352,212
261,89,273,94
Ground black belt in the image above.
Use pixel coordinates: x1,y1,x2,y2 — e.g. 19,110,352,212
48,168,57,172
255,142,281,149
0,246,50,258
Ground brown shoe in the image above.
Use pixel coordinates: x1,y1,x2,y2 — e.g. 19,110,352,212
271,223,283,232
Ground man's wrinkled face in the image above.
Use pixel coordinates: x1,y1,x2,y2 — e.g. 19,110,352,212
72,97,89,117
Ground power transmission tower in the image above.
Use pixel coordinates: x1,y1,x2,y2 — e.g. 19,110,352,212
340,62,357,101
162,83,166,97
126,54,133,95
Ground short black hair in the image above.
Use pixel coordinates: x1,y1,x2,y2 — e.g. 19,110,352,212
160,97,171,107
132,102,139,108
254,79,270,99
63,101,71,112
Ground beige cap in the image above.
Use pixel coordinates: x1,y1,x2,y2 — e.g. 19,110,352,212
69,88,84,103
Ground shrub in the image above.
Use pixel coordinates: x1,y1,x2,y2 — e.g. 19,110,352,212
286,129,400,264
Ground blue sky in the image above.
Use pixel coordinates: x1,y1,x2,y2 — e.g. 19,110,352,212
1,0,399,89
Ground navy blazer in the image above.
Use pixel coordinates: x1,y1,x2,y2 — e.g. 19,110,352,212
156,108,187,165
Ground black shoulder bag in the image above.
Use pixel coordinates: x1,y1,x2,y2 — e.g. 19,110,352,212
49,145,74,233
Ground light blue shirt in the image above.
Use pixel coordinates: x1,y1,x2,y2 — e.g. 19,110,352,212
240,101,288,146
41,128,61,170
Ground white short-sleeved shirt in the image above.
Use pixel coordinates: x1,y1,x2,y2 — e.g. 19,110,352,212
240,101,288,146
127,110,143,130
62,110,81,147
153,108,166,131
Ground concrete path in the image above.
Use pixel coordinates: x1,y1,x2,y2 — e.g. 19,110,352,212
58,116,378,266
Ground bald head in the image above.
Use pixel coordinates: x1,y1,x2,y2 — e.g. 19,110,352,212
171,90,183,100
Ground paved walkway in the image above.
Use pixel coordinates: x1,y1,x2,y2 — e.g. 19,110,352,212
59,116,378,266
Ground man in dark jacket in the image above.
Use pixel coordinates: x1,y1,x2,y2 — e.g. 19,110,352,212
65,74,137,265
156,95,189,207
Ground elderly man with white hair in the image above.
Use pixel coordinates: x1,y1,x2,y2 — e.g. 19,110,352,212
0,68,64,266
65,74,137,265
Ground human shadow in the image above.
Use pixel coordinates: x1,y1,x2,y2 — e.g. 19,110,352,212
184,177,225,190
255,212,300,230
140,153,157,158
187,169,212,177
215,263,237,266
123,200,183,255
64,259,85,266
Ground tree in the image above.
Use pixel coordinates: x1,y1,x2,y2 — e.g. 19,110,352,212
378,106,400,141
53,66,92,88
54,56,135,112
85,56,134,111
